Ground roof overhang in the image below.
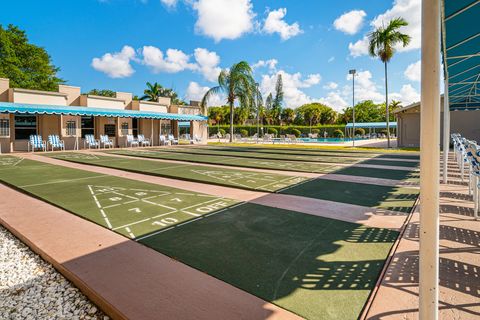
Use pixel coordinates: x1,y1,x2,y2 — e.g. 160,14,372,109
442,0,480,111
0,102,207,121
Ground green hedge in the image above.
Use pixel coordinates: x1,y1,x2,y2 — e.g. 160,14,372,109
209,125,346,137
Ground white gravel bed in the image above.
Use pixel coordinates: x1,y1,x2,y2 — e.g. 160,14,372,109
0,225,109,320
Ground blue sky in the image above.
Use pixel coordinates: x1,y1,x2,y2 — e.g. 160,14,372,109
0,0,421,111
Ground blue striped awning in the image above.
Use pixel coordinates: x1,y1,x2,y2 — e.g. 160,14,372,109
0,102,208,121
345,122,397,128
442,1,480,110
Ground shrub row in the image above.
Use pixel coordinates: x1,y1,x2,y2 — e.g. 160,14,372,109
209,125,347,137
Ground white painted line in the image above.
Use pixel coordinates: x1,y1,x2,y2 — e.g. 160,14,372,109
20,175,108,188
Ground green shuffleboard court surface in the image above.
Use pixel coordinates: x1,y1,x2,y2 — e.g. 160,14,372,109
43,152,309,192
281,179,419,213
206,145,421,160
0,156,238,239
140,203,399,320
107,149,419,182
147,147,419,167
0,155,399,319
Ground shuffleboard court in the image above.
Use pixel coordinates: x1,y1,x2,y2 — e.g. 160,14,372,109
44,152,309,192
107,149,420,182
147,147,419,168
0,156,238,239
140,203,399,320
205,144,421,160
280,179,419,213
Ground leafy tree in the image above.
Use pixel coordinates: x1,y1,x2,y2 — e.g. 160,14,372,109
368,17,411,147
341,100,383,123
281,108,295,125
201,61,255,142
264,93,274,125
87,89,116,97
271,74,284,124
0,24,64,91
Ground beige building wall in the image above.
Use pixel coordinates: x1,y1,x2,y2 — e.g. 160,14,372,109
138,101,169,113
12,89,68,106
82,95,126,109
116,117,132,147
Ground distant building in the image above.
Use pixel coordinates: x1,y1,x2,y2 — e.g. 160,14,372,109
395,95,480,148
0,78,207,152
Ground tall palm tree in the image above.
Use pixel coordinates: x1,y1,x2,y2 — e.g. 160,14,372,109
201,61,255,142
140,82,161,101
368,17,411,148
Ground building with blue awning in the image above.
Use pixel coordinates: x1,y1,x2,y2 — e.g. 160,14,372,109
0,78,208,152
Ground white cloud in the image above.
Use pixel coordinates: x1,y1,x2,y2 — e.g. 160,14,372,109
348,36,369,57
160,0,177,7
91,45,136,78
371,0,421,52
141,46,195,73
391,84,420,105
263,8,303,40
404,60,421,82
333,10,366,35
252,59,278,71
185,81,224,106
318,91,349,111
323,82,338,90
192,0,255,42
193,48,221,82
260,70,320,108
345,70,384,103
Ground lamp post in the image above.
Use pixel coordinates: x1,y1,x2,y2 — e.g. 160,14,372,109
349,69,356,147
255,82,260,143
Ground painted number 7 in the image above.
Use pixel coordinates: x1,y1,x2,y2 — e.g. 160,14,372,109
128,207,142,213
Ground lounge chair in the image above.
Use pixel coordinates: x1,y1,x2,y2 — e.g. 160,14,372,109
100,135,114,149
28,135,46,152
48,135,65,151
137,134,151,147
168,134,179,145
159,134,168,146
126,134,139,147
84,134,100,149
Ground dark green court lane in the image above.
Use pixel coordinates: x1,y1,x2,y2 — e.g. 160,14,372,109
281,179,419,213
205,145,420,160
151,147,419,167
107,149,419,182
43,152,308,192
141,203,398,320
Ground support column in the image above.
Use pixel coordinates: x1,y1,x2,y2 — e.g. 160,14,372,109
442,79,450,183
419,0,440,318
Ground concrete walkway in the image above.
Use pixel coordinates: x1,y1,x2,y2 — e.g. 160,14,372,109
365,156,480,319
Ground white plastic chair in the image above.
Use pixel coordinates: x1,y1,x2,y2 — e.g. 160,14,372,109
138,134,151,147
100,135,114,149
84,134,100,149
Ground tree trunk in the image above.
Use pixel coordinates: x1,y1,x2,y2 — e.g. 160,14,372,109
229,101,234,143
385,61,390,148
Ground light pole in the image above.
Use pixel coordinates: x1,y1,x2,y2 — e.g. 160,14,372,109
255,82,260,143
349,69,356,147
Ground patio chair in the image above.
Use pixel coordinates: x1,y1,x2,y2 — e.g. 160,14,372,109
466,141,480,220
137,134,151,147
193,135,202,143
126,134,139,148
184,133,195,144
28,135,46,152
84,134,100,149
100,135,114,149
159,134,168,146
168,134,179,145
48,135,65,151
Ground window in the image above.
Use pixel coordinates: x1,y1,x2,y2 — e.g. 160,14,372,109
160,122,172,135
104,124,116,137
132,118,138,137
0,119,10,137
66,120,77,136
121,122,129,136
14,115,36,140
81,116,94,138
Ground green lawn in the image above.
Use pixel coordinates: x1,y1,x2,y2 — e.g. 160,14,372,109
141,203,398,320
43,152,309,192
107,149,419,181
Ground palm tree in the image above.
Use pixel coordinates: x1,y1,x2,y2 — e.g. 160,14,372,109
140,82,162,101
201,61,255,142
368,17,411,147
